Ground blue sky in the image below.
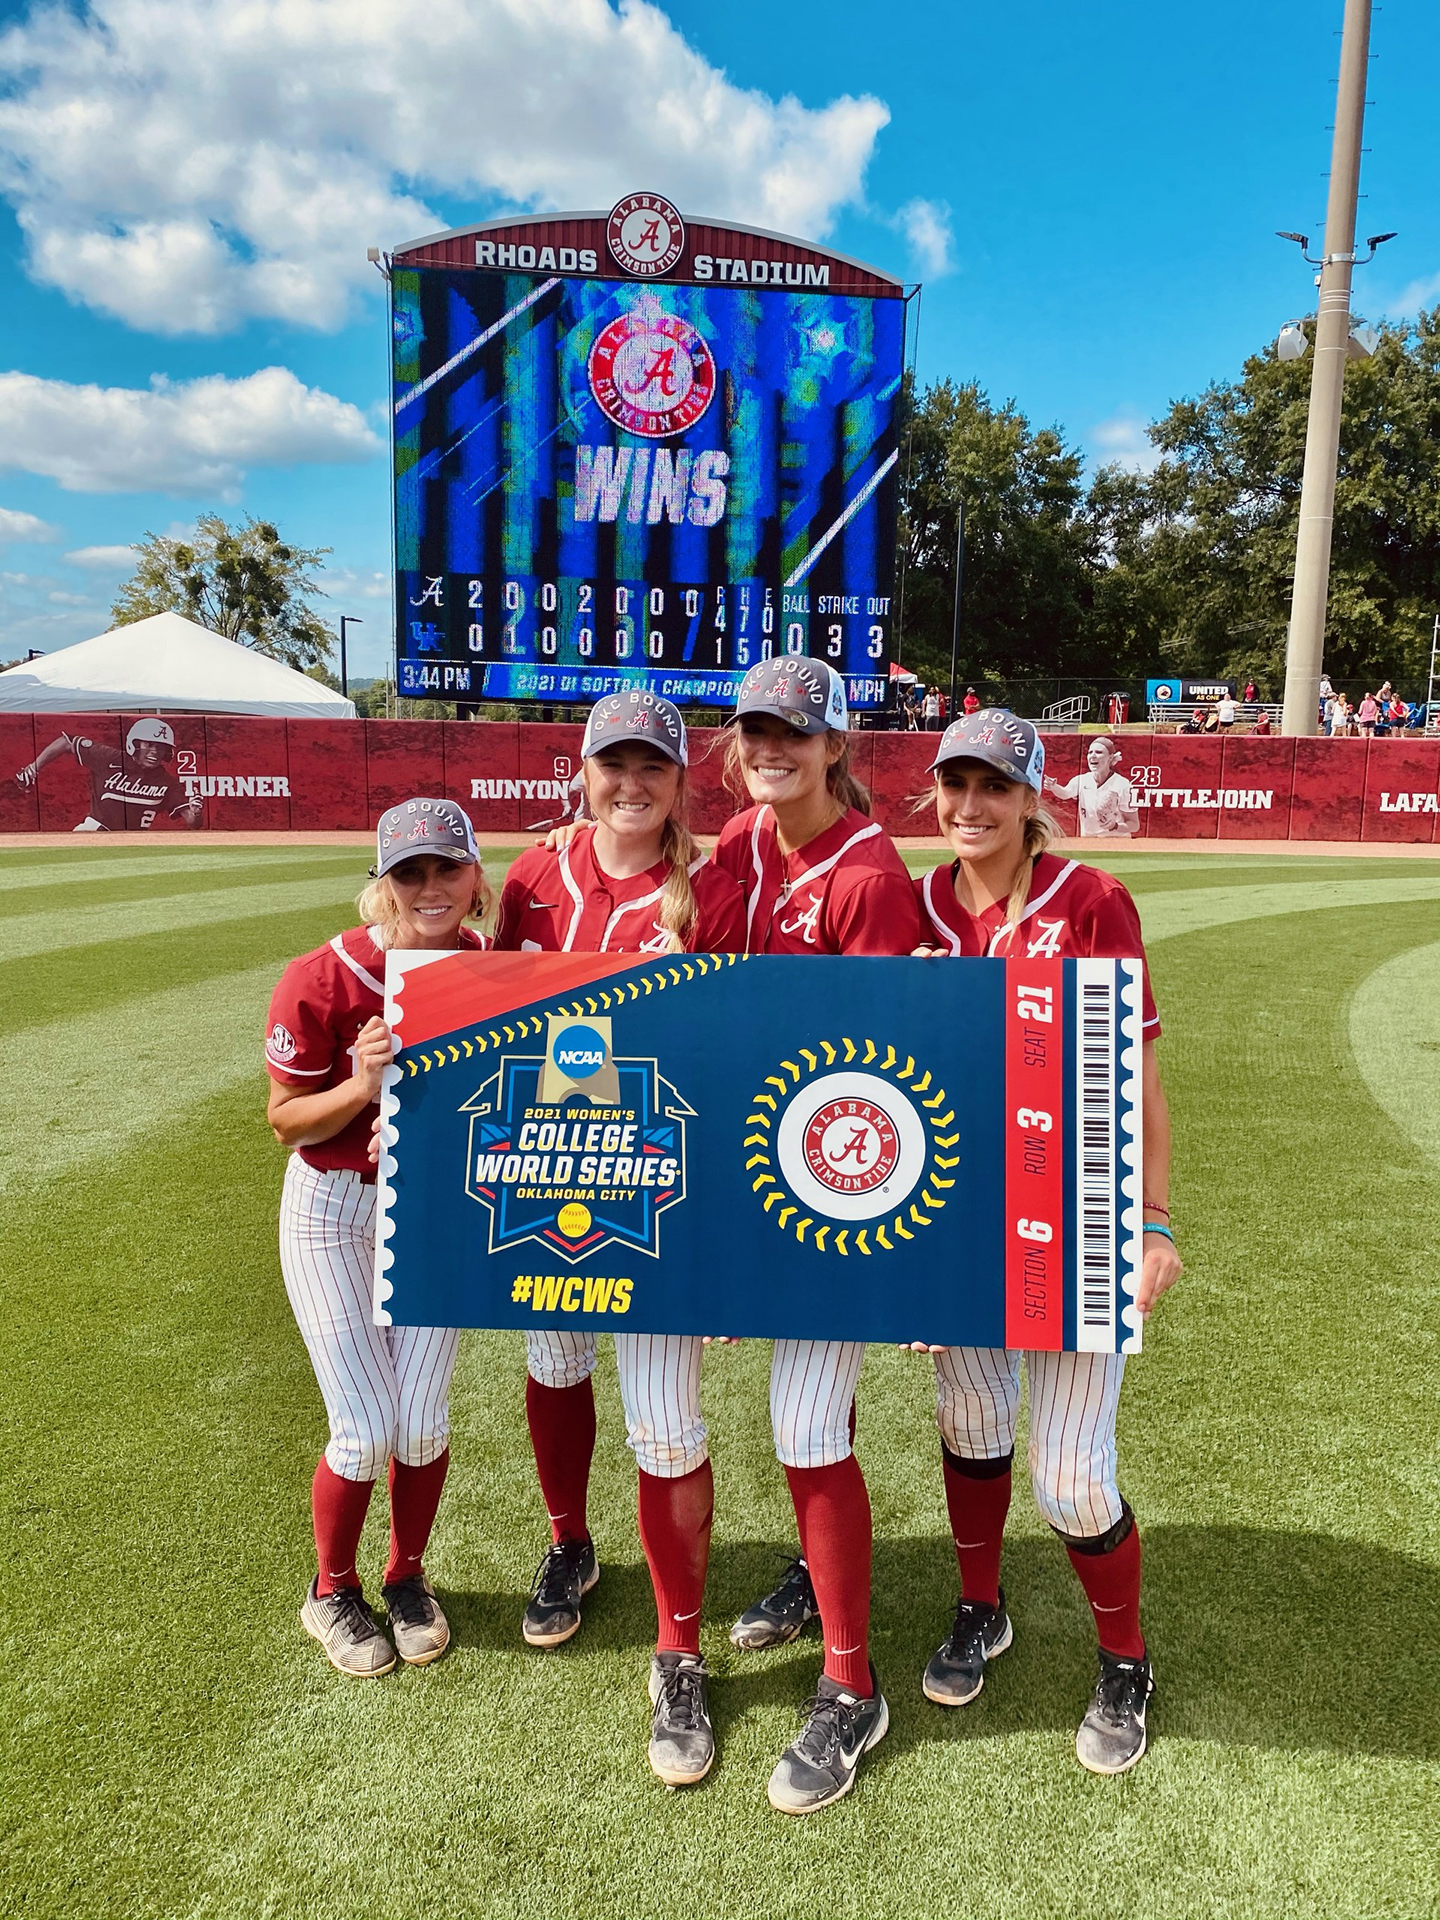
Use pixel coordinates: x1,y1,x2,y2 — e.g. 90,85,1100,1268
0,0,1436,679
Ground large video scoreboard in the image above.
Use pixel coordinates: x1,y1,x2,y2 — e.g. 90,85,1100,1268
391,197,908,711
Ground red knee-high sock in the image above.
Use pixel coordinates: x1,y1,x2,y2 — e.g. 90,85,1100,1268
312,1458,375,1596
385,1450,450,1585
783,1458,873,1696
524,1376,596,1542
941,1445,1012,1608
1066,1519,1144,1660
637,1460,714,1656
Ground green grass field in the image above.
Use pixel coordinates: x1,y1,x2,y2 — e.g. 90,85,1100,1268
2,841,1438,1920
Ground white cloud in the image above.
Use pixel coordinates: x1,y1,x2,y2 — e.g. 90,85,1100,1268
0,366,380,495
1088,414,1159,474
0,0,890,335
891,198,954,280
0,506,61,543
64,544,138,569
47,589,92,605
1373,269,1440,322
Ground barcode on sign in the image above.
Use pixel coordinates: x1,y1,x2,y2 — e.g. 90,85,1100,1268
1076,962,1115,1349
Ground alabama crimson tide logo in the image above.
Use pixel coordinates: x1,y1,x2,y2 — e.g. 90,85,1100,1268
588,300,717,439
607,193,685,277
802,1099,901,1197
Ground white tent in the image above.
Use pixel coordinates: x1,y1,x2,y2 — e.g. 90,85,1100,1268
0,610,357,719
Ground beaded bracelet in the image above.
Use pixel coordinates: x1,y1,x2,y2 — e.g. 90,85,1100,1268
1142,1223,1175,1243
1143,1201,1170,1218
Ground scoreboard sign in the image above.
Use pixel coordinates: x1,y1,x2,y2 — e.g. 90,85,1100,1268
390,196,908,712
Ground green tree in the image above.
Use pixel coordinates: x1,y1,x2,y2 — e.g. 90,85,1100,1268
897,377,1106,699
1087,308,1440,696
112,514,335,671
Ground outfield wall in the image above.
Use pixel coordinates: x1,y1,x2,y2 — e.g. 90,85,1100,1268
2,713,1437,842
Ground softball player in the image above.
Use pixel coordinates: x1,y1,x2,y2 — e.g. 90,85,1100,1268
914,710,1181,1773
265,798,489,1677
495,691,745,1789
16,718,202,829
712,658,921,1815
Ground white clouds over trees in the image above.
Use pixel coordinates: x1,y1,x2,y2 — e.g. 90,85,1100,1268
0,0,891,334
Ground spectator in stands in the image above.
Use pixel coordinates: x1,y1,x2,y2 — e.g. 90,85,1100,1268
1319,671,1335,702
1216,691,1238,729
1357,691,1379,739
1243,680,1257,703
1252,708,1271,736
1323,690,1339,733
1388,692,1408,729
922,685,942,728
1378,680,1393,706
1180,707,1205,734
962,686,980,717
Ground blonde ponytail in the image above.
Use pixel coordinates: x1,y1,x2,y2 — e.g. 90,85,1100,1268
355,864,493,950
656,805,702,953
1004,806,1057,929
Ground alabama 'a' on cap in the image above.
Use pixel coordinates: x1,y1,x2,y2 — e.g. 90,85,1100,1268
929,710,1045,792
733,657,848,734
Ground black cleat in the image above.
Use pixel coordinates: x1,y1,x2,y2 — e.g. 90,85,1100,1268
522,1535,599,1648
647,1652,715,1787
1076,1648,1155,1774
729,1556,818,1651
922,1589,1013,1706
767,1665,889,1815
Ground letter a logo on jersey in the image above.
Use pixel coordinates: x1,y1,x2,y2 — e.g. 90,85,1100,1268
1025,918,1064,959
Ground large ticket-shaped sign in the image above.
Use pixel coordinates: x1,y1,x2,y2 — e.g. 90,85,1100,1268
376,952,1143,1353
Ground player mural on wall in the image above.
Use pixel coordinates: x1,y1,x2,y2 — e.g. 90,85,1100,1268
14,719,202,830
1043,736,1139,839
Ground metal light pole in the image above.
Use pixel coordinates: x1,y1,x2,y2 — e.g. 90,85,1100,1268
1280,0,1372,735
339,615,361,698
948,499,965,722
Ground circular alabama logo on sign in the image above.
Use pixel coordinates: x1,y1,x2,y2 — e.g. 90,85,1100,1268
607,193,685,277
776,1070,928,1224
802,1100,900,1197
588,305,717,439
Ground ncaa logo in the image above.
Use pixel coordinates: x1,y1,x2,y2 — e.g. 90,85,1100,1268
553,1023,607,1078
588,300,717,439
607,192,685,277
776,1072,928,1223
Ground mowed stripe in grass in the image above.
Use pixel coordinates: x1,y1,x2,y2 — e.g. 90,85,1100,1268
0,846,367,891
0,872,370,964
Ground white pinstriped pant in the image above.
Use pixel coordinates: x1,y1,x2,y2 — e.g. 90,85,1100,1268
526,1330,707,1479
279,1157,458,1483
934,1346,1126,1538
525,1332,862,1474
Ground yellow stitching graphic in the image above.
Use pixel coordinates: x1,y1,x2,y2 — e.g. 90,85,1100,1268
746,1038,949,1255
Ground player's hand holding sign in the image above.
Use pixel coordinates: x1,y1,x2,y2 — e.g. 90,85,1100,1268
351,1016,394,1101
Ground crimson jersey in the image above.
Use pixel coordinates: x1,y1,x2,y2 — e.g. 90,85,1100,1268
69,736,193,830
713,804,921,955
265,924,487,1177
915,852,1160,1037
495,827,746,954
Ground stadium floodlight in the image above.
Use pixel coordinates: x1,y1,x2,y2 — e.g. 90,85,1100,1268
1276,321,1309,361
1365,232,1398,251
1277,231,1310,248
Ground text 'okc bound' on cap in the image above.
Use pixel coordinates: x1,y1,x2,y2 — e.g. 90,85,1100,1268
929,710,1045,792
733,657,849,734
580,689,688,766
374,797,480,878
